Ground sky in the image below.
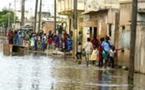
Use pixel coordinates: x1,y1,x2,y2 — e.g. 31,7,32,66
0,0,54,15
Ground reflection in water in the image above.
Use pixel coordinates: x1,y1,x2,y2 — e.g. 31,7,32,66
0,43,145,90
128,78,134,90
17,64,23,90
128,86,134,90
50,83,54,90
31,60,40,90
100,70,112,90
98,70,102,90
31,80,39,90
17,77,23,90
32,52,47,57
17,76,23,90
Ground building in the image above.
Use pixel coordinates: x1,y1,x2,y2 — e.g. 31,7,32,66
14,10,33,29
41,15,67,34
42,21,54,34
40,12,51,19
83,0,119,44
57,0,85,34
27,11,52,32
13,9,55,34
119,0,145,73
15,10,32,22
37,11,51,33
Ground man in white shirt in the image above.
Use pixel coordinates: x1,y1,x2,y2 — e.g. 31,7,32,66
84,38,93,66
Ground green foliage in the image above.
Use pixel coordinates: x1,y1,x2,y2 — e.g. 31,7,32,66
0,9,17,28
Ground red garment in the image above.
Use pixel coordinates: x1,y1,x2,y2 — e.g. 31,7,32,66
48,38,53,45
8,31,13,39
8,31,14,44
98,46,103,61
92,38,99,48
64,32,67,42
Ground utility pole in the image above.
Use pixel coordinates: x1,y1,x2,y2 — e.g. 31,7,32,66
73,0,78,29
128,0,138,83
38,0,42,32
114,12,120,66
21,0,25,27
54,0,57,33
73,0,78,57
34,0,39,32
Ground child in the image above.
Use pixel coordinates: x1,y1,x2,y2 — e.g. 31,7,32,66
76,43,82,60
109,46,116,68
82,48,86,57
48,37,53,50
90,47,99,65
98,45,103,67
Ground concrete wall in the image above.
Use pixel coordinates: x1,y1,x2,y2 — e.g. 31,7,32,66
119,1,145,73
84,0,119,13
119,2,132,26
135,24,145,73
57,0,84,13
120,1,145,26
97,14,108,38
82,9,118,45
42,21,54,34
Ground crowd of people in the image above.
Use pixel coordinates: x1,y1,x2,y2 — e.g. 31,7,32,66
7,29,116,68
76,36,116,68
7,30,73,52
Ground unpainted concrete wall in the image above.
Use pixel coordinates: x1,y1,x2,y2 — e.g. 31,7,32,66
135,25,145,73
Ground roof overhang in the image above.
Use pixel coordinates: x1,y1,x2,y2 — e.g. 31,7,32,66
138,9,145,14
82,9,109,15
58,9,84,16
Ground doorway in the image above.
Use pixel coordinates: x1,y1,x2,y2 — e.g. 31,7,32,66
89,27,97,39
93,27,97,38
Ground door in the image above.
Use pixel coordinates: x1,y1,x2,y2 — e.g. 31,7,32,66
93,27,97,38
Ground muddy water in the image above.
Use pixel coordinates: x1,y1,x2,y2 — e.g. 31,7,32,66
0,40,145,90
0,54,128,90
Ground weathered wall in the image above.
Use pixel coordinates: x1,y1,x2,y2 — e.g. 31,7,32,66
119,2,132,26
107,9,119,44
42,21,54,34
119,1,145,73
135,24,145,73
97,12,108,38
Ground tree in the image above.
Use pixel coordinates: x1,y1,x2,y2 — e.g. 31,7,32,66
0,9,17,29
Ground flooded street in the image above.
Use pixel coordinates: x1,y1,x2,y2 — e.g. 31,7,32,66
0,40,145,90
0,0,145,89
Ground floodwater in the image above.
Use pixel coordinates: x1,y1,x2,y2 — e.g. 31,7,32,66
0,39,145,90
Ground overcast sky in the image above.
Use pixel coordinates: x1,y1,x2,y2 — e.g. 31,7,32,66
0,0,54,15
